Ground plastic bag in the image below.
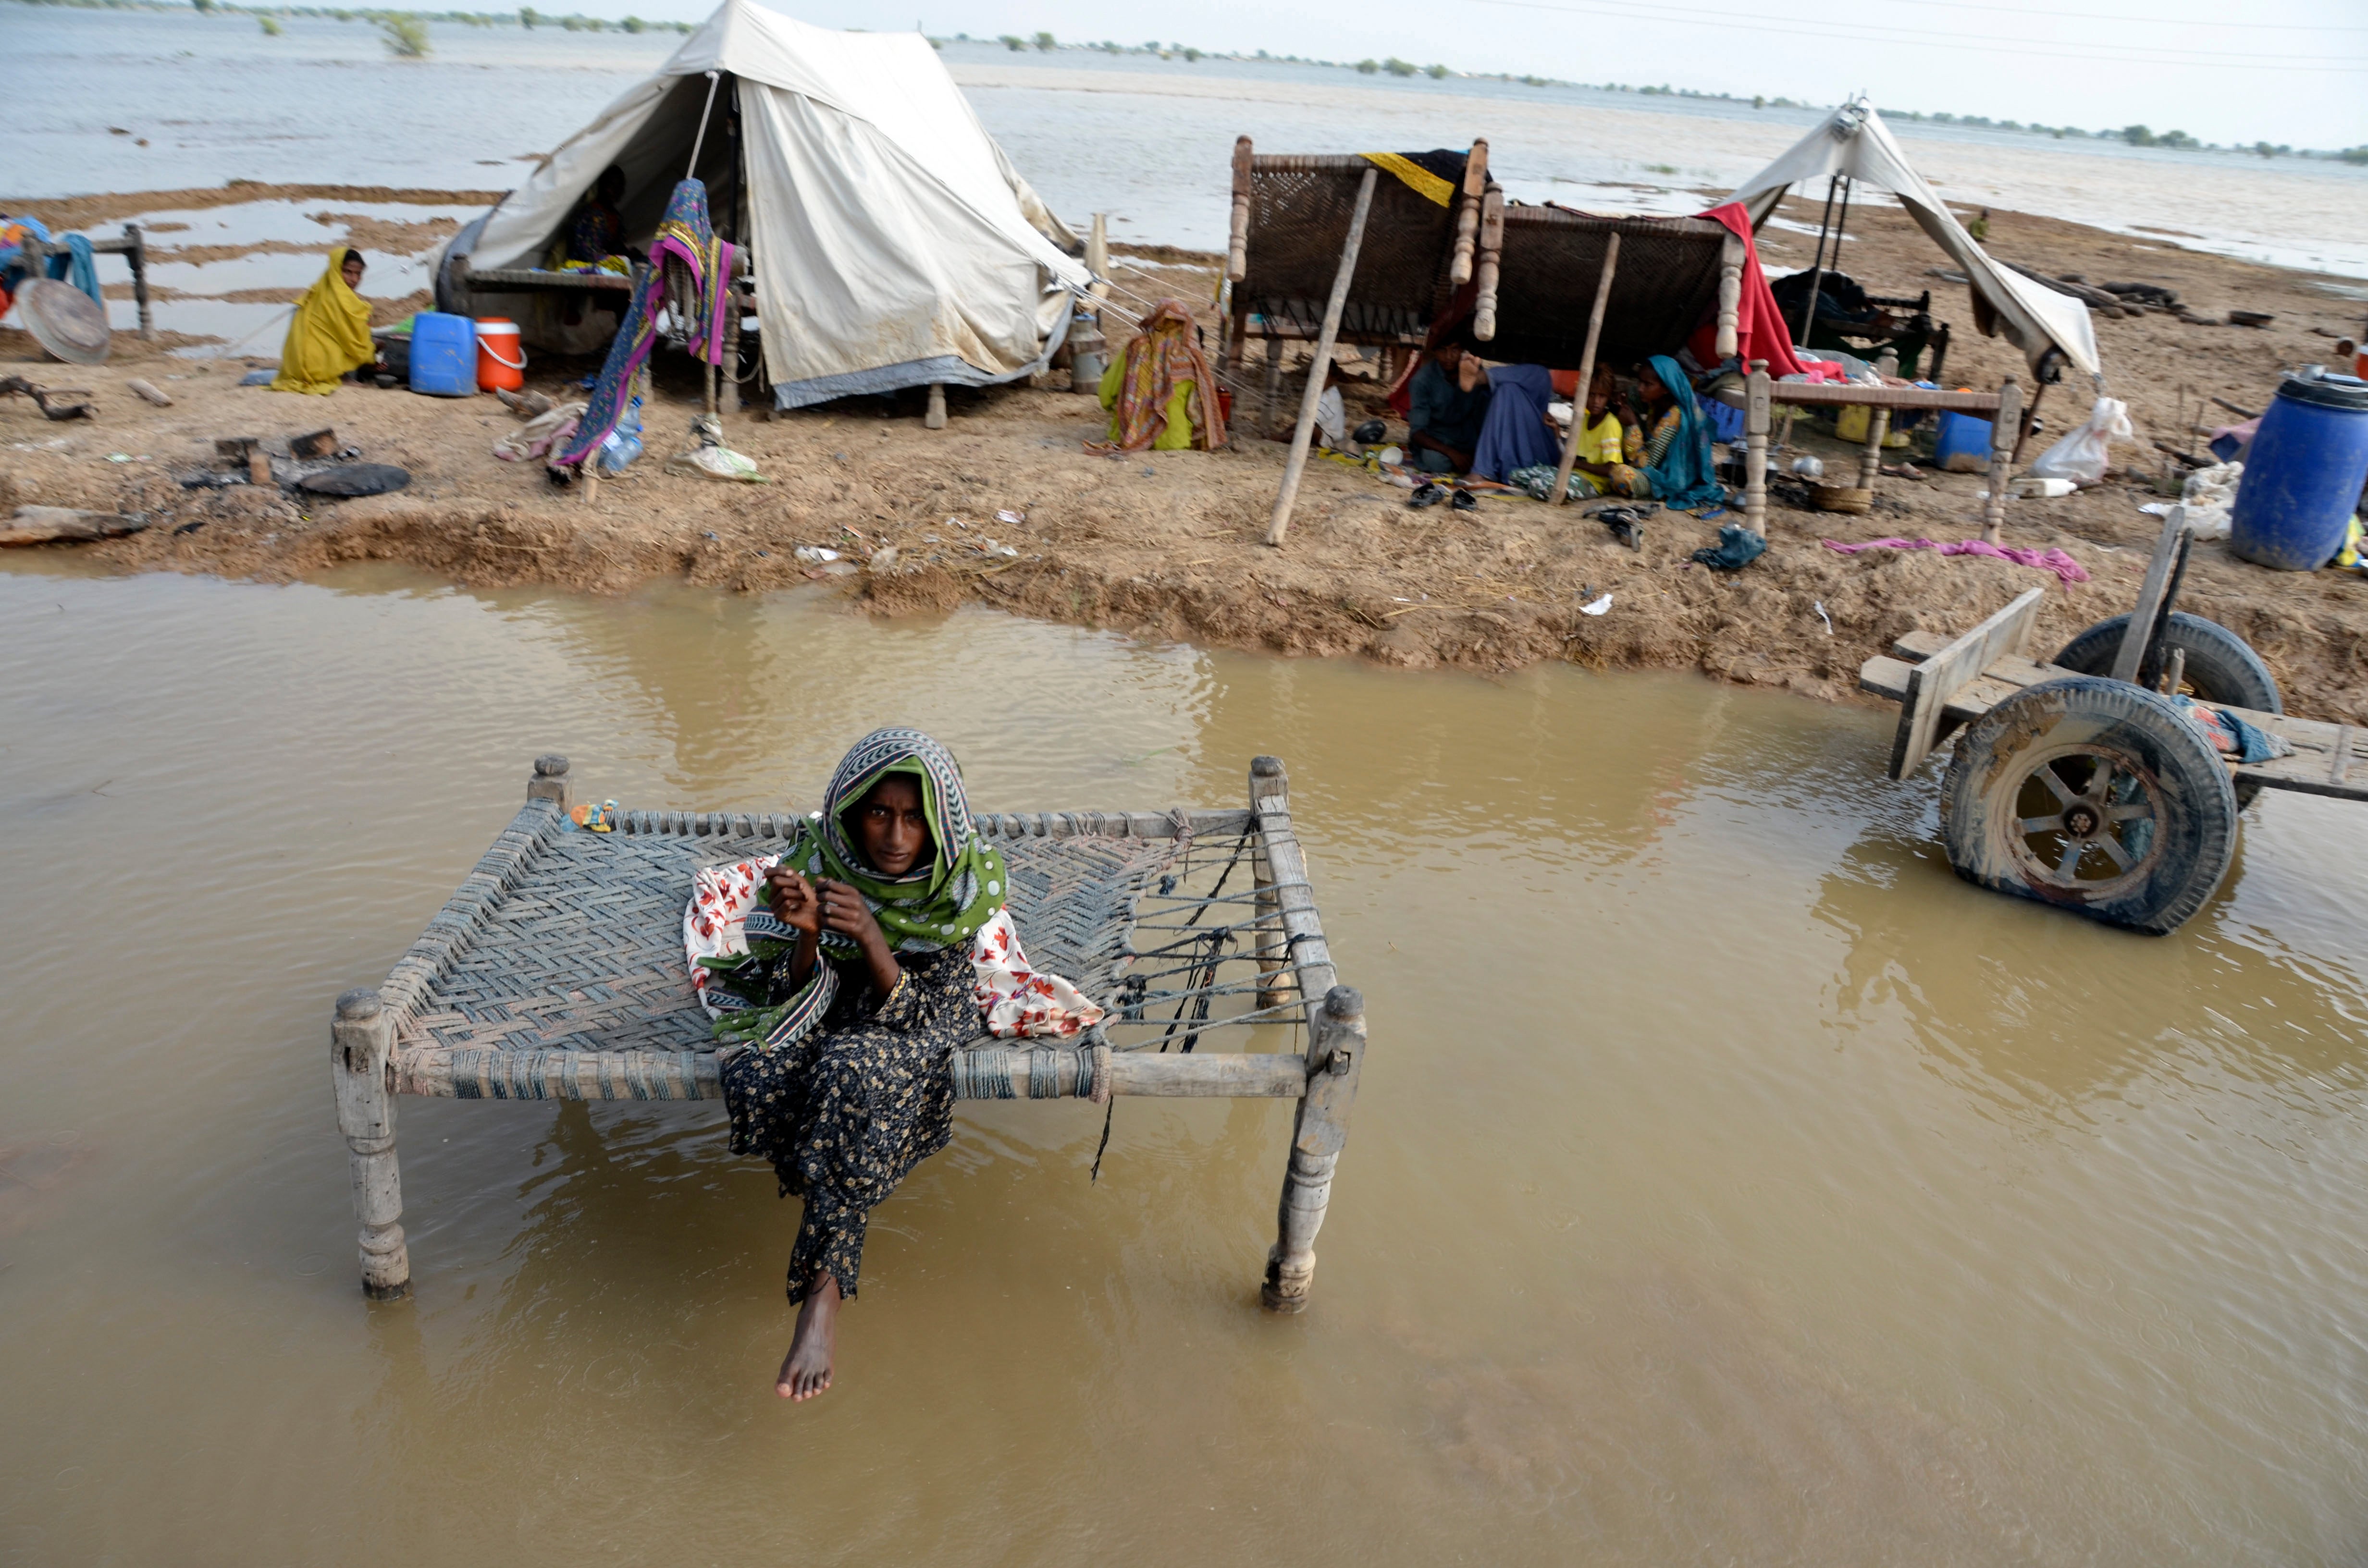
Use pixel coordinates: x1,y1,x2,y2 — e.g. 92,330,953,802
2025,396,2133,484
2179,460,2242,540
665,444,766,483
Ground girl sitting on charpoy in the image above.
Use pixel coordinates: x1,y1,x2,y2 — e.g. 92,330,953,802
682,729,1102,1404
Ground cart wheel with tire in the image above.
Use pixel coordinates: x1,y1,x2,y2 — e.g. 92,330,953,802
1939,675,2238,933
1856,524,2362,934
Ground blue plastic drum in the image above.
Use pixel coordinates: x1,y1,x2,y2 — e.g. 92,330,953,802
2228,372,2368,571
1932,409,1993,471
407,311,479,398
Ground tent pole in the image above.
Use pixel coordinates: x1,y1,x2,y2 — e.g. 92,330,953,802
686,70,722,181
1797,175,1840,344
1549,232,1620,507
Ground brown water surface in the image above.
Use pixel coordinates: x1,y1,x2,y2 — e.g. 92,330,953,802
3,561,2367,1564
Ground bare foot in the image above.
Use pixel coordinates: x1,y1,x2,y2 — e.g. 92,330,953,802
776,1272,839,1401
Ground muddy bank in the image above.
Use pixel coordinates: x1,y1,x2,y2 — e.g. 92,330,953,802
6,190,2367,720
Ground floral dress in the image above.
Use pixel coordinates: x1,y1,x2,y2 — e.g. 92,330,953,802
718,947,976,1303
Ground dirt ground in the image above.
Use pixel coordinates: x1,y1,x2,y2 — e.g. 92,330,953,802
7,187,2368,721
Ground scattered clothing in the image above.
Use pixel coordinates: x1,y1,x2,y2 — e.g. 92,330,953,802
1691,523,1768,570
492,400,589,463
1092,299,1224,453
270,246,375,395
0,216,51,315
2181,701,2292,764
1315,384,1346,448
556,179,734,471
1820,536,2092,586
45,233,99,309
1694,203,1808,380
1508,462,1603,502
690,729,1101,1304
1357,149,1466,207
1468,364,1561,481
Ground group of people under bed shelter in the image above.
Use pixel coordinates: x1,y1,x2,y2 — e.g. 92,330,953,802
1393,321,1734,512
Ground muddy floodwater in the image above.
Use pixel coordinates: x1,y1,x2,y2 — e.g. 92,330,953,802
4,561,2368,1563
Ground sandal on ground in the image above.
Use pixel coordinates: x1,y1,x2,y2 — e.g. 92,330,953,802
1450,487,1478,512
1408,482,1446,508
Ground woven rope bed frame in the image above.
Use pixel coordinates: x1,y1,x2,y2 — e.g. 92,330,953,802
327,755,1369,1314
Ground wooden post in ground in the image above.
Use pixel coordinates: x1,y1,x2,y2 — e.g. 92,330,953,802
1983,374,2023,543
1264,984,1367,1312
1250,756,1290,1009
1548,232,1621,507
125,223,152,342
1266,166,1377,548
1742,359,1772,536
331,989,410,1301
925,382,947,430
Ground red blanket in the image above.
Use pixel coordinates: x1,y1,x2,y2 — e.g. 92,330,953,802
1691,202,1805,379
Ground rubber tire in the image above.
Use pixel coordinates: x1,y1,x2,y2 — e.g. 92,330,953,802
1940,675,2239,934
2052,612,2282,712
2052,611,2279,809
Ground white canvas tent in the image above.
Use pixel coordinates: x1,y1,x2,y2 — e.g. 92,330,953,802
1727,101,2104,388
450,0,1091,408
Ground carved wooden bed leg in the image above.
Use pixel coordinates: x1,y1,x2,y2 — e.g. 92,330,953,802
1263,984,1367,1312
332,989,410,1301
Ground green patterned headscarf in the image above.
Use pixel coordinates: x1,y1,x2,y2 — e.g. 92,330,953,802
776,727,1007,958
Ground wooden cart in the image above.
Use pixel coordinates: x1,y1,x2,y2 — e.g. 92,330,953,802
328,755,1368,1312
1856,513,2363,932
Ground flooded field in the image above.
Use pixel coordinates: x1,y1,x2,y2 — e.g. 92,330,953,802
3,561,2367,1561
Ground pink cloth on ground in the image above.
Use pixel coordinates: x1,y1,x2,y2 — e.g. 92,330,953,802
1821,536,2091,586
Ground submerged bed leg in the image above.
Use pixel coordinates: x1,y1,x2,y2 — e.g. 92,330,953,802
332,989,410,1301
1263,985,1367,1313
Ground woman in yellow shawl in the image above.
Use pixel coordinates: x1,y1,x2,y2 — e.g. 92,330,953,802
1091,300,1226,453
271,247,375,395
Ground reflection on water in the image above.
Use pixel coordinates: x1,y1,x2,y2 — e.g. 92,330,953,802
3,559,2368,1563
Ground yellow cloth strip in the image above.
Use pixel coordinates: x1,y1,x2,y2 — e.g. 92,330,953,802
1359,152,1455,208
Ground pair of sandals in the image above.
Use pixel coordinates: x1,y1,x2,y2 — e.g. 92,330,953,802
1409,482,1478,513
1594,503,1653,551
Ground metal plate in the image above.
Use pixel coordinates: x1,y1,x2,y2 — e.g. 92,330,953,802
15,279,111,366
297,463,410,498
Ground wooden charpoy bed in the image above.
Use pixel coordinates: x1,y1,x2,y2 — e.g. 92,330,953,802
328,755,1368,1314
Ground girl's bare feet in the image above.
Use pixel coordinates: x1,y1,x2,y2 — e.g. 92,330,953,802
777,1272,839,1401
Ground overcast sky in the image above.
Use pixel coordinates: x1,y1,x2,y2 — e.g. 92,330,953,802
600,0,2365,148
